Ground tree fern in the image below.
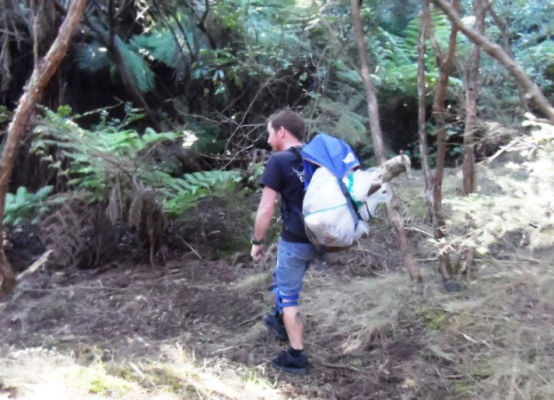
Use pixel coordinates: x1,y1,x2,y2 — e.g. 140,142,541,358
75,37,158,93
312,98,368,145
129,29,179,68
116,36,156,93
75,41,112,72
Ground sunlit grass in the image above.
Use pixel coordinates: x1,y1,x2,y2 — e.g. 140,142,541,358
0,345,284,400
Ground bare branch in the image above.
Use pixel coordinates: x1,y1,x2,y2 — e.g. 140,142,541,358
432,0,554,122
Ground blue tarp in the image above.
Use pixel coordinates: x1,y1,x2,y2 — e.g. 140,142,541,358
301,133,360,188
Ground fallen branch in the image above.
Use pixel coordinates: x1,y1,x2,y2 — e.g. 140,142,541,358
177,235,202,260
320,361,365,373
16,249,53,281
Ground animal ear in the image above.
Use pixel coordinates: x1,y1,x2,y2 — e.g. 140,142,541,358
367,183,381,196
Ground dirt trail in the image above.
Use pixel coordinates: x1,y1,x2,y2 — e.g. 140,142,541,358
0,232,451,400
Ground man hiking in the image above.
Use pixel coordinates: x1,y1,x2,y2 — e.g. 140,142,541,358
251,109,317,374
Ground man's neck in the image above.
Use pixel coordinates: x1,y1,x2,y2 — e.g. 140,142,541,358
281,139,303,151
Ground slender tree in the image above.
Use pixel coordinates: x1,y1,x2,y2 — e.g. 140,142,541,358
431,0,554,123
0,0,87,298
426,0,460,283
350,0,422,282
417,0,433,210
462,0,486,195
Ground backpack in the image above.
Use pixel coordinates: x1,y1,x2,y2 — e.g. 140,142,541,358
297,133,391,251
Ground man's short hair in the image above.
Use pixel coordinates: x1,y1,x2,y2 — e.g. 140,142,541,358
268,109,305,141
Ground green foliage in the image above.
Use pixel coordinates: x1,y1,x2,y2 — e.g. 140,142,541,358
191,48,243,100
4,186,54,225
75,41,112,73
423,308,449,330
477,0,554,118
75,36,157,93
56,105,72,117
517,40,554,92
163,170,242,217
310,97,368,145
129,29,178,68
76,25,185,92
116,37,156,93
0,105,10,124
32,107,173,195
371,12,465,97
31,106,242,219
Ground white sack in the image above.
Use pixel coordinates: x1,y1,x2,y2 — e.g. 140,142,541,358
303,167,385,248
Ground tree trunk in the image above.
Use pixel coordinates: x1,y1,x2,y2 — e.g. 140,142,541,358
417,0,433,211
350,0,422,282
31,0,64,110
462,0,486,195
428,0,459,282
0,0,86,298
432,0,554,123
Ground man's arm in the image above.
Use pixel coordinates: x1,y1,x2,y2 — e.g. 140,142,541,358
251,186,277,261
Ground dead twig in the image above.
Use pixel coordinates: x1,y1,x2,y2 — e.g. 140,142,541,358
404,226,434,237
177,235,202,260
16,249,53,280
320,361,365,373
238,312,266,327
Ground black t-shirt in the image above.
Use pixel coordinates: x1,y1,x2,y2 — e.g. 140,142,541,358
259,146,309,243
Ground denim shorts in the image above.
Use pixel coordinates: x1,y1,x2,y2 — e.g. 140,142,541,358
274,239,318,297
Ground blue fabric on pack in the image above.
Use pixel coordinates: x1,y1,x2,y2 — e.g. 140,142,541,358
301,133,360,187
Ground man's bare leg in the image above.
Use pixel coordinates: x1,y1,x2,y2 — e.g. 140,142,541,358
282,305,303,349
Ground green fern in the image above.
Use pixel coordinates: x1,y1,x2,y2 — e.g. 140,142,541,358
75,36,157,93
116,36,156,93
31,107,242,219
4,186,54,225
162,170,242,216
129,29,179,67
312,98,368,146
75,41,112,73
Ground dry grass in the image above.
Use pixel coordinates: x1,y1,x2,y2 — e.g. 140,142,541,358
438,258,554,399
0,347,170,400
0,345,285,400
303,272,410,354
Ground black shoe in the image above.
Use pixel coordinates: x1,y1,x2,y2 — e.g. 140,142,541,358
271,350,310,374
263,313,288,341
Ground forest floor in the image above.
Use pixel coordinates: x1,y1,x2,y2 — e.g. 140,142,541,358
0,171,553,400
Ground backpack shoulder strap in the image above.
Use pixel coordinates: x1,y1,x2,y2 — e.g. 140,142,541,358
289,146,303,162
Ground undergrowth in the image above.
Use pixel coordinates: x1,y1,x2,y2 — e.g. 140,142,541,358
31,106,243,219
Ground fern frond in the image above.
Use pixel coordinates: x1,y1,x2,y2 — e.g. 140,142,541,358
116,36,155,93
313,98,368,145
129,29,178,67
404,16,421,49
75,41,112,73
376,27,412,64
4,186,54,225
